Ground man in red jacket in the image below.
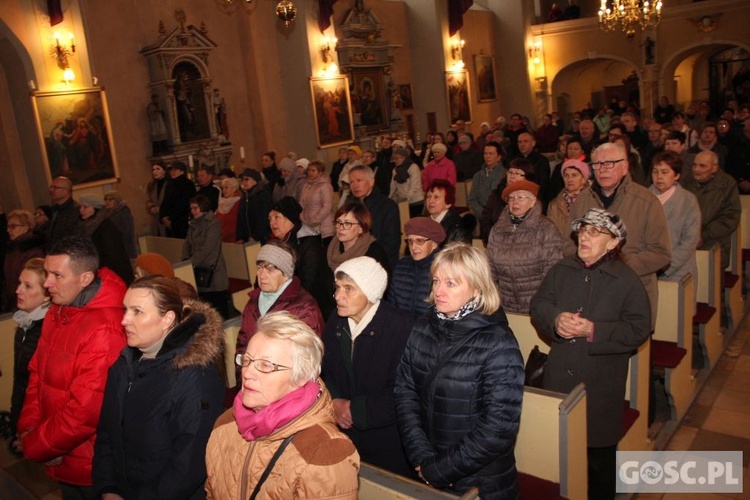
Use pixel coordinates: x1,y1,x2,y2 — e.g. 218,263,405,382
18,236,126,499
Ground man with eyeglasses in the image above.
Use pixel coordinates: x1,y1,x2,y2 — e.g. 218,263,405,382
568,142,671,331
44,176,83,251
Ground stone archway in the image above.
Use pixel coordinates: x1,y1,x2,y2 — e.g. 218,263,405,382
550,57,639,127
659,39,750,110
0,20,46,210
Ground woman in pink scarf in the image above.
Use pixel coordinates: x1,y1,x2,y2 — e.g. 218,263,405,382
205,312,359,499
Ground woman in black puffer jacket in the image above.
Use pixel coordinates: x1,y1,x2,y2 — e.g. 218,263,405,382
394,243,524,499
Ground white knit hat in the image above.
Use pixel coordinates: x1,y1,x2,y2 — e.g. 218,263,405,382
335,257,388,303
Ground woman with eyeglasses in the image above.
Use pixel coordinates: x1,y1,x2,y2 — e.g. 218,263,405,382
480,157,536,244
531,208,650,499
236,241,324,381
325,200,390,275
387,217,446,318
206,311,360,499
486,180,563,313
2,210,44,312
321,257,414,478
93,275,225,499
547,158,591,242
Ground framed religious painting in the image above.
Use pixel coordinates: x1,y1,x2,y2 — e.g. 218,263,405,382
397,84,414,110
310,75,355,149
474,54,497,102
350,68,389,130
31,87,120,189
446,70,472,124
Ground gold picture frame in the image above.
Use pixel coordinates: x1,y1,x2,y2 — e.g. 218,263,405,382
310,75,355,149
32,87,119,189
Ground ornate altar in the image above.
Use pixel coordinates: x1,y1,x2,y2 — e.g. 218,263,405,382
140,9,232,175
336,1,402,148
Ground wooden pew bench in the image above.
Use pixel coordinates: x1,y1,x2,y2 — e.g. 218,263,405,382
654,275,695,421
694,244,723,369
0,314,16,413
138,236,184,263
724,228,744,331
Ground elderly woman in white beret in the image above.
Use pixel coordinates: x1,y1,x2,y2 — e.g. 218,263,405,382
321,256,415,478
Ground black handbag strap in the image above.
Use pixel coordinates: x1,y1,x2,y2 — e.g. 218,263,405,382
249,434,296,500
422,329,480,391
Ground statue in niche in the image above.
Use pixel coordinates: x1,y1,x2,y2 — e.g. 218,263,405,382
644,37,655,65
212,88,229,142
172,61,210,143
147,93,170,155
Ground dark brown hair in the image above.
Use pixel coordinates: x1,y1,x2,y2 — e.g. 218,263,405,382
129,275,187,325
334,200,372,234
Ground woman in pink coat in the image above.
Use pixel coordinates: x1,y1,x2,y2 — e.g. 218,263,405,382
421,143,457,191
299,160,335,244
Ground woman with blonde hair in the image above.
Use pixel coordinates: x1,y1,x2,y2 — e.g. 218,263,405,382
206,311,360,499
7,258,50,457
395,243,524,498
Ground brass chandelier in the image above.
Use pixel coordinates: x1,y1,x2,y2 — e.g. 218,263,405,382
598,0,663,38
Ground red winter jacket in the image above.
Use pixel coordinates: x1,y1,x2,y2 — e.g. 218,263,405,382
19,268,126,486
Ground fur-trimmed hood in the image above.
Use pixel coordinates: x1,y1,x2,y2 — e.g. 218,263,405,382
157,298,225,370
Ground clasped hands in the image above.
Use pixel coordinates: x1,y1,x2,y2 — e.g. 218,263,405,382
554,312,593,339
332,399,353,429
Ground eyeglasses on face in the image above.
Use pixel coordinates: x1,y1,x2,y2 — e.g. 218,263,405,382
335,219,360,230
49,185,68,190
590,159,625,171
405,237,430,246
576,226,611,238
507,170,526,177
7,223,27,229
235,353,291,373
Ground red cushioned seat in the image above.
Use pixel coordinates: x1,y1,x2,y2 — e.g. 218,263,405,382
692,302,716,325
519,472,562,499
454,206,469,215
623,401,640,435
724,272,739,288
652,339,687,369
228,277,250,294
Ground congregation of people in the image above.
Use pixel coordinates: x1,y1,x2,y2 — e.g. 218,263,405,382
0,95,748,500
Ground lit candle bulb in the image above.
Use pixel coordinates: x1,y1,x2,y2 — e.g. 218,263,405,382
240,147,245,160
188,155,194,168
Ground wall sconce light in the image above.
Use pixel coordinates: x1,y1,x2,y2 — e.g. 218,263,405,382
53,32,76,70
63,68,75,84
320,36,338,74
451,38,466,70
528,41,542,64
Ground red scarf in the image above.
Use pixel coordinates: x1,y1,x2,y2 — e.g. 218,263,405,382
233,381,319,441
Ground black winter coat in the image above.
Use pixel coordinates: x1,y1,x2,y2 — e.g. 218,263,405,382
236,184,272,244
160,175,195,238
362,190,401,267
321,302,414,477
93,300,225,499
387,252,435,319
530,255,651,447
11,316,45,433
284,226,335,318
394,309,524,499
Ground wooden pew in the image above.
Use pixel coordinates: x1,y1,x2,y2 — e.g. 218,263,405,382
172,260,197,290
243,241,261,288
741,195,750,294
358,385,587,500
138,236,184,263
653,275,695,421
724,228,744,331
516,384,588,500
694,244,723,369
398,201,409,255
619,337,652,451
454,181,468,209
0,314,16,412
222,242,253,313
222,317,241,389
506,313,550,364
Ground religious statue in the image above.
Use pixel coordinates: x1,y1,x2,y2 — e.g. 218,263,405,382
147,93,169,155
